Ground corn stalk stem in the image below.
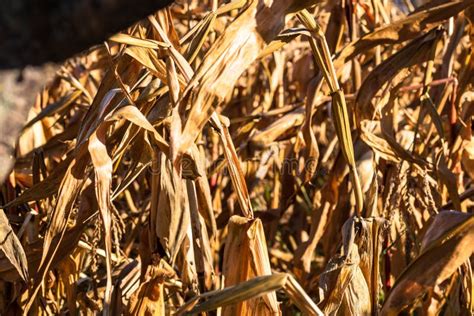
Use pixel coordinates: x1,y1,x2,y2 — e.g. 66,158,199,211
298,9,364,215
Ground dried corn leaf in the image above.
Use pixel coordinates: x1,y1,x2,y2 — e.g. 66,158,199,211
88,124,114,314
250,107,305,149
179,274,286,315
176,0,301,159
334,0,473,70
150,152,190,264
127,262,173,316
436,153,463,212
382,211,474,314
222,215,279,315
211,114,253,218
178,273,323,315
21,90,82,131
2,154,74,208
2,1,474,315
356,28,444,120
0,209,28,282
110,33,169,49
319,217,385,315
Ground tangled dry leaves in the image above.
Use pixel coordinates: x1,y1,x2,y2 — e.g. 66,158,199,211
0,0,474,314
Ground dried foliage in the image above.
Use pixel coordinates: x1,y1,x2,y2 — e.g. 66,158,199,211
1,0,474,314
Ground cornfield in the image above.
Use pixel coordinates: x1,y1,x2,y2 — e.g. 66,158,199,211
1,0,474,314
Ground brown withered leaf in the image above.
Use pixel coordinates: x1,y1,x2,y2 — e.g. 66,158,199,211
177,273,323,315
178,274,285,315
210,114,254,218
436,153,463,212
318,217,385,315
382,211,474,315
151,152,190,264
300,77,322,184
181,12,217,63
176,0,302,160
186,180,215,291
250,107,305,149
2,154,74,209
25,148,90,312
88,124,114,314
356,28,444,120
0,209,28,282
360,120,427,167
125,46,172,86
21,90,82,132
127,262,174,316
334,0,473,70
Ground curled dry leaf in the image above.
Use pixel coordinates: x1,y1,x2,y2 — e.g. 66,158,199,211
318,217,385,315
127,261,174,316
88,124,114,315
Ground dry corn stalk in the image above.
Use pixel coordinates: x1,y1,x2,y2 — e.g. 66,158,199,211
222,216,278,315
317,216,385,315
298,9,364,215
0,1,473,315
